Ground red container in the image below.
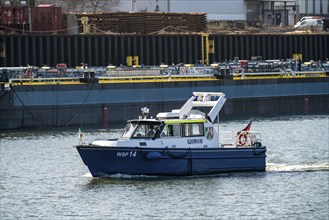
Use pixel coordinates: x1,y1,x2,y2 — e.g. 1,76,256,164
0,7,30,33
0,7,29,25
0,7,14,24
31,6,63,33
240,60,248,68
13,7,29,24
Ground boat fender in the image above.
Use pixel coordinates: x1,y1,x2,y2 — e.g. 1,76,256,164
168,152,188,159
253,142,262,148
253,147,266,156
145,152,162,160
238,133,248,145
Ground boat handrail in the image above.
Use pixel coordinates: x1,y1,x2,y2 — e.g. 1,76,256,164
235,131,262,147
219,130,262,147
156,92,226,123
233,70,326,79
192,92,226,123
9,77,80,84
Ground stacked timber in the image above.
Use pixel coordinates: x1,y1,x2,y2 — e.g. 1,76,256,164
74,12,207,34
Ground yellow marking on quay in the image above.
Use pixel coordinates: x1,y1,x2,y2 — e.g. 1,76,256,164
9,81,82,86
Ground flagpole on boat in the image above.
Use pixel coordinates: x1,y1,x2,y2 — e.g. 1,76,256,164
217,113,220,143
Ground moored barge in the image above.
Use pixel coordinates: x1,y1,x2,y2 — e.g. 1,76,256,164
0,68,328,130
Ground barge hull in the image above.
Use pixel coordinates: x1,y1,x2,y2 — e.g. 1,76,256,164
0,77,328,129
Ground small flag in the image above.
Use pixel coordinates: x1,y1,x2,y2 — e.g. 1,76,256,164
242,120,252,132
237,120,252,135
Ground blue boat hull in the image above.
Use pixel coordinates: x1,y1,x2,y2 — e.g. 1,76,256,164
76,146,267,177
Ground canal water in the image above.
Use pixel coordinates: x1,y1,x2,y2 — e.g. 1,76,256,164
1,115,328,219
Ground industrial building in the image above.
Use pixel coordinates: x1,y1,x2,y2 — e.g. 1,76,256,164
1,0,328,26
117,0,328,26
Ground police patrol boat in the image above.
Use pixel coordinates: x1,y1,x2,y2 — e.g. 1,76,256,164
75,92,266,177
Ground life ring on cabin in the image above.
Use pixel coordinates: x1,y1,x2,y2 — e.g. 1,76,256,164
238,133,248,146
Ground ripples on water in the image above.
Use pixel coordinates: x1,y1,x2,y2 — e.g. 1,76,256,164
0,115,328,219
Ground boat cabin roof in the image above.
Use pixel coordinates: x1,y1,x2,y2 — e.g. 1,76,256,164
127,118,207,125
155,92,226,123
122,92,226,139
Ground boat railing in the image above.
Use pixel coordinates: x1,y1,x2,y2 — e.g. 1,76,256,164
220,130,235,146
233,69,326,80
107,68,163,76
4,74,217,85
220,130,262,147
98,74,216,83
106,66,219,77
9,77,80,84
234,131,262,147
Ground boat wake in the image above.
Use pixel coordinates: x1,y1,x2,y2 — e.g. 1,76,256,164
267,162,329,172
82,172,93,178
82,172,159,179
81,162,329,180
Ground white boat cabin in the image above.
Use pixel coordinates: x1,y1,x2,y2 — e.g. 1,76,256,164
91,92,261,148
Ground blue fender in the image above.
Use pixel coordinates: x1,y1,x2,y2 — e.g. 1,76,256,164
145,152,162,160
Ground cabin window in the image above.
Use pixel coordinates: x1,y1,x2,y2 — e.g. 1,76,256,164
183,123,204,137
121,122,137,138
131,123,160,138
161,124,181,137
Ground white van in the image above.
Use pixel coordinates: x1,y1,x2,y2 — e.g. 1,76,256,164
294,19,323,29
299,16,323,23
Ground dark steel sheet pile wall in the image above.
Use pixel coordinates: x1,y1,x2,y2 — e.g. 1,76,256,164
0,34,328,67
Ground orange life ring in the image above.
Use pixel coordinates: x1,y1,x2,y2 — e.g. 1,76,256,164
238,133,247,145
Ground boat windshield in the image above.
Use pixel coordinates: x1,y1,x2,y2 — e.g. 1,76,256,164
121,122,138,139
121,121,161,139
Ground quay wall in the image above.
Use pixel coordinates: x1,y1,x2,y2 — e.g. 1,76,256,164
0,34,328,67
